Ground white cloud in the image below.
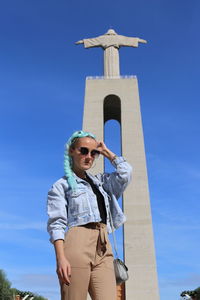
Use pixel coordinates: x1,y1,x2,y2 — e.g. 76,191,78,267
0,221,45,230
11,273,60,300
0,211,46,230
169,273,200,287
13,273,58,288
0,213,49,251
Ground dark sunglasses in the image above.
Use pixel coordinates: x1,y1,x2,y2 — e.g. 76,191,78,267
77,147,100,158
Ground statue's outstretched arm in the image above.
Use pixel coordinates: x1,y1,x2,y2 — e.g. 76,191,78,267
138,38,147,44
75,40,84,45
75,37,102,48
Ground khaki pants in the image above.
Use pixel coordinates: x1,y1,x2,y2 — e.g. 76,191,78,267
61,223,117,300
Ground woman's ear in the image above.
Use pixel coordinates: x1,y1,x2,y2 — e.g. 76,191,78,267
69,146,74,157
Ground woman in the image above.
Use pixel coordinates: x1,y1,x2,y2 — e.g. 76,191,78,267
47,130,132,300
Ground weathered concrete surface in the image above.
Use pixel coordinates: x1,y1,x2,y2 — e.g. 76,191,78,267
83,77,160,300
76,29,147,78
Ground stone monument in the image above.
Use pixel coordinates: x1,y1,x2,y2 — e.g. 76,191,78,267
76,29,160,300
76,29,147,78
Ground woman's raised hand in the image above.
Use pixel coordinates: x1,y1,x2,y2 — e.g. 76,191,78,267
97,141,116,161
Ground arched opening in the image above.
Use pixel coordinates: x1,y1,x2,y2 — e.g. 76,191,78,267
103,95,124,262
104,94,121,124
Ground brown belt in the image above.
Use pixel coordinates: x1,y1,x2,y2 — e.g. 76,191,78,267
79,222,107,256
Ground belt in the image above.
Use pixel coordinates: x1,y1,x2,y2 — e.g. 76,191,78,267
80,222,107,257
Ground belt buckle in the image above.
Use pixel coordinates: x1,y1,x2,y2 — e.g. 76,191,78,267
96,223,101,229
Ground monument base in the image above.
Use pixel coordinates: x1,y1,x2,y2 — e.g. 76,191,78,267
83,77,160,300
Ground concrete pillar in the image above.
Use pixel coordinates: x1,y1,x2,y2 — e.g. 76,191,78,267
83,77,160,300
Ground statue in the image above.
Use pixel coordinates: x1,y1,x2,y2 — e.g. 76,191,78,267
75,29,147,77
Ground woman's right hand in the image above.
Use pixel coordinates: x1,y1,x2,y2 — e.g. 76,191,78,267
56,256,71,285
54,239,71,285
97,141,116,161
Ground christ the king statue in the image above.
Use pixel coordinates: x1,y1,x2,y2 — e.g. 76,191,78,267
75,29,147,77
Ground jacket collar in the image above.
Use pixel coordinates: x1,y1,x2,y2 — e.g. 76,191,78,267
73,171,101,186
73,172,86,183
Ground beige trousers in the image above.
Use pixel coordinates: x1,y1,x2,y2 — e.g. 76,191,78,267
61,223,117,300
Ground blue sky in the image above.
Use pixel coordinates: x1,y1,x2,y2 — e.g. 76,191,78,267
1,0,200,299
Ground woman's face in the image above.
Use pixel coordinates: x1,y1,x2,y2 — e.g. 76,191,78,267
70,137,99,173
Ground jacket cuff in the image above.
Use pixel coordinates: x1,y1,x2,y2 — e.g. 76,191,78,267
50,230,65,244
111,156,126,167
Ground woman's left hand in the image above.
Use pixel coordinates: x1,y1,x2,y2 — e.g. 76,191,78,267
97,141,116,161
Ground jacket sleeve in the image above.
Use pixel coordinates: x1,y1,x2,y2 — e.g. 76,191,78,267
47,181,68,243
98,156,132,199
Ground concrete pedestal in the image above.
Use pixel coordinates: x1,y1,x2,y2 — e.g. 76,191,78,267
83,77,160,300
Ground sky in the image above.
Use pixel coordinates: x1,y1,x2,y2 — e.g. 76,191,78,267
0,0,200,299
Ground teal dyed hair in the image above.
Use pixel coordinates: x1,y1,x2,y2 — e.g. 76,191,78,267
64,130,96,191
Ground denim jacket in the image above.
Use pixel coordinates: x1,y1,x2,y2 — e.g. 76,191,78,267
47,156,132,243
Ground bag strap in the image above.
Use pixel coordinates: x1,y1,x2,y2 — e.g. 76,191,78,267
108,209,119,258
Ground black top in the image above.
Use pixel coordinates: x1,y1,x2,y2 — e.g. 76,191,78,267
85,174,107,224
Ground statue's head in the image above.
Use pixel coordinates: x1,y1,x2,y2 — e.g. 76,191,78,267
105,29,117,35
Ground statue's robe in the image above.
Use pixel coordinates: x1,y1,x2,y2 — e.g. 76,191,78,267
82,35,140,77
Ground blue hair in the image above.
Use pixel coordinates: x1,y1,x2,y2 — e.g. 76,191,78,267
64,130,96,191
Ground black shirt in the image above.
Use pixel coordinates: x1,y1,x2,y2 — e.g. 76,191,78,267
85,174,107,224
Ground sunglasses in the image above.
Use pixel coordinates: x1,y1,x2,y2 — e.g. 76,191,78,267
77,147,100,158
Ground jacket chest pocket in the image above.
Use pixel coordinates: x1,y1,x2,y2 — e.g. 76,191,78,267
68,190,89,216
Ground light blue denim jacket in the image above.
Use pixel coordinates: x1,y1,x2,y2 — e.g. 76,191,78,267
47,156,132,243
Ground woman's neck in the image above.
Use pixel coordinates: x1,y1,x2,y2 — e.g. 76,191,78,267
73,168,86,179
